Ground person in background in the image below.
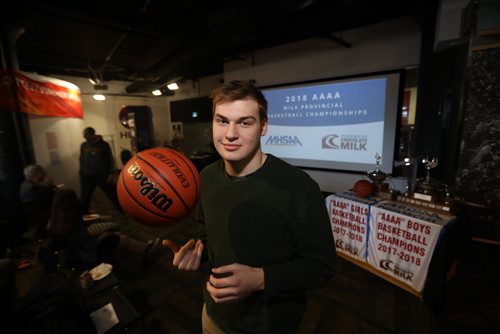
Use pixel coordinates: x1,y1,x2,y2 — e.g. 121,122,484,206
19,164,58,239
162,80,337,333
120,149,133,166
79,127,122,214
48,189,158,268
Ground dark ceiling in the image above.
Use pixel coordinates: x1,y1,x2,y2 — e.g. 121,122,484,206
4,0,426,94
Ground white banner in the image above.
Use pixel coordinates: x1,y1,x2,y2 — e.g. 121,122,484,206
326,193,377,261
367,201,450,292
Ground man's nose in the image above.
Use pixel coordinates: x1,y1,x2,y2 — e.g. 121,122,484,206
225,123,238,138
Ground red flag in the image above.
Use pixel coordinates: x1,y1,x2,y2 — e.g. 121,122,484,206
0,69,83,118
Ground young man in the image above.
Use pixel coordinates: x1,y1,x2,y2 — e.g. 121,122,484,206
163,80,336,333
79,127,122,214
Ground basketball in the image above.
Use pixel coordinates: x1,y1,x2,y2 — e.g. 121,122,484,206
117,147,201,227
353,180,375,198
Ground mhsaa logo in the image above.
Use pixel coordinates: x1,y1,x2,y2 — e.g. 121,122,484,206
265,135,302,146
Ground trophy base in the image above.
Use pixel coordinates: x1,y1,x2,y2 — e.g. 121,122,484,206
375,189,398,201
374,182,389,193
413,192,434,202
396,194,455,214
414,178,443,202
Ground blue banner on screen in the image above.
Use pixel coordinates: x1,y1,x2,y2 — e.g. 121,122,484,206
261,71,402,174
265,78,386,126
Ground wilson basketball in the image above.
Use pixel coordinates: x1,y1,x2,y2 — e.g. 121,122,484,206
353,180,375,198
117,147,201,227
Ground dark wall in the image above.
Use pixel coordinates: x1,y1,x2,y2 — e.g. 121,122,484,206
456,47,500,208
410,0,468,187
413,43,469,184
0,25,34,216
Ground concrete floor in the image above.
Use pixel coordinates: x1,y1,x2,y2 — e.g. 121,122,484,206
12,189,500,333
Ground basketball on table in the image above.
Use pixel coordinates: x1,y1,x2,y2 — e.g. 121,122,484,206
353,179,375,198
117,147,201,227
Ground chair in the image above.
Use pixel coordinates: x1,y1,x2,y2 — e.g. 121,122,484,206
86,285,142,333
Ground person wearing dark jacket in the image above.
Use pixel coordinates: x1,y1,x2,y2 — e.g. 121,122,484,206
79,127,122,214
162,80,337,333
19,164,57,239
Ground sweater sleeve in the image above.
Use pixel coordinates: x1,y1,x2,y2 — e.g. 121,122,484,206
194,198,209,263
262,184,336,300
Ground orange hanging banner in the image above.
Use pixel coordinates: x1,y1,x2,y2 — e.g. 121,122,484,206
0,69,83,118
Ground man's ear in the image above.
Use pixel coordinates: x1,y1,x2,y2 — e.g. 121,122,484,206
261,119,268,136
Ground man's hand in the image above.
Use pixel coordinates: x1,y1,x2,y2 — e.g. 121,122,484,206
207,264,264,303
162,239,203,271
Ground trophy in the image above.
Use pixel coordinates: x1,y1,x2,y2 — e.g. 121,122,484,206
414,156,440,201
367,153,389,192
422,156,438,184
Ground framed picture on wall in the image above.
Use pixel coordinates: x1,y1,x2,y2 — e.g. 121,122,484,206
171,122,184,151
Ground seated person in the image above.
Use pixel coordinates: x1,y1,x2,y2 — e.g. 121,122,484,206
82,213,119,237
19,164,58,239
47,189,157,268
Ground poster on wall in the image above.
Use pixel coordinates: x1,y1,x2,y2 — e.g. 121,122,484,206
0,70,82,118
366,201,451,292
171,122,184,151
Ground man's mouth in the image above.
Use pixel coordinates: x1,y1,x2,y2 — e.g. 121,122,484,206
223,144,240,151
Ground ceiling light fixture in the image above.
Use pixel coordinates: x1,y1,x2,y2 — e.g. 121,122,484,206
151,87,175,96
93,94,106,101
167,82,179,90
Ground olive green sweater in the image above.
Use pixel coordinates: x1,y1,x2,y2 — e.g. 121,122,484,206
195,154,336,333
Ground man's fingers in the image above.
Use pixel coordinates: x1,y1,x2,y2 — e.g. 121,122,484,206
162,239,180,253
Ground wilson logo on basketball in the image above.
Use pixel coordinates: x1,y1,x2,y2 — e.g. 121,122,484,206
150,152,190,188
117,147,200,227
127,163,173,213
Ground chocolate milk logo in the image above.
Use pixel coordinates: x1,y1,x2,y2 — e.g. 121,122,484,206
379,259,414,282
322,134,340,149
322,134,367,151
335,239,359,257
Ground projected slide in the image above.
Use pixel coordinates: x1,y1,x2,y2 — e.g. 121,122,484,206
261,72,402,173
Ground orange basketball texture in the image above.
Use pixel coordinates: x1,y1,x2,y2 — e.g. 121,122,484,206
117,147,201,227
353,180,375,198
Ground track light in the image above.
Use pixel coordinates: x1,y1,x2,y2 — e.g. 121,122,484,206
151,87,175,96
167,82,179,90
